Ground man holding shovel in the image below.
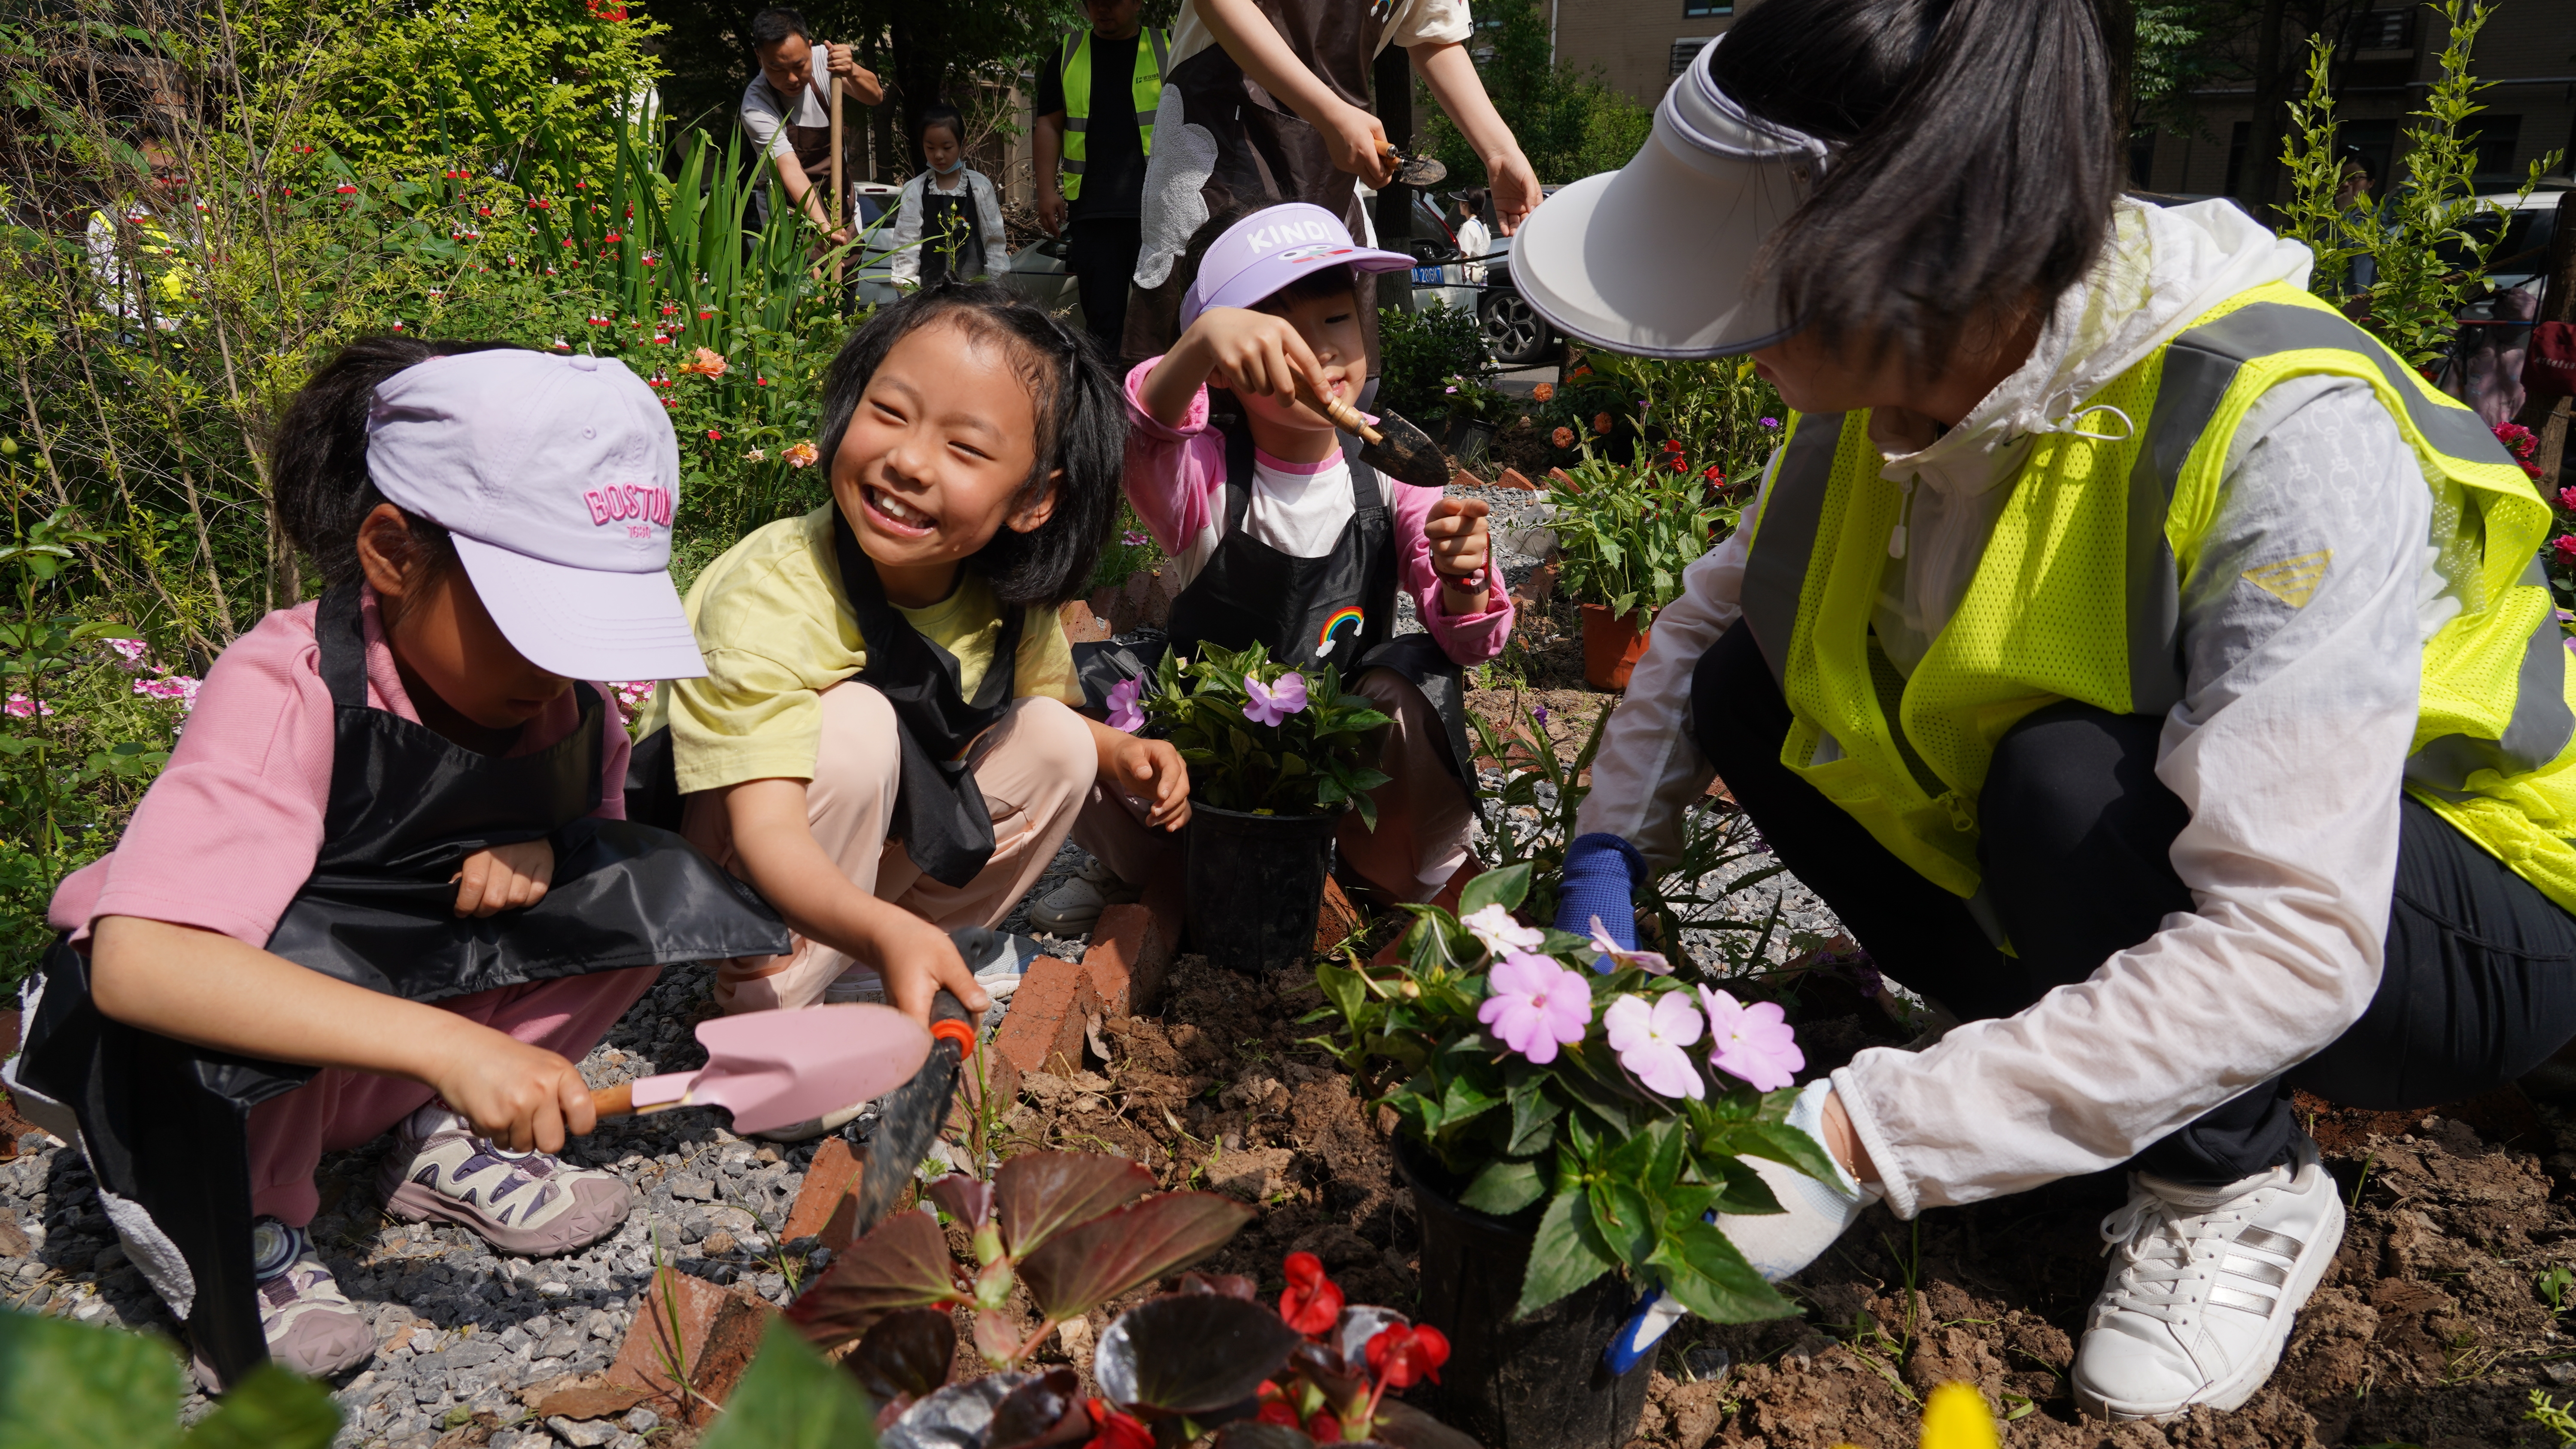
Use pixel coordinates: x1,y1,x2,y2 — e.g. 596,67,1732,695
740,6,882,245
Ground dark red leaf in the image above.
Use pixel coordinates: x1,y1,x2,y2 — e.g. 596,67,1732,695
1018,1192,1255,1322
1182,1272,1260,1300
929,1173,997,1230
886,1373,1033,1449
1367,1401,1482,1449
990,1367,1090,1449
844,1306,958,1403
997,1152,1157,1258
1215,1424,1317,1449
1094,1293,1306,1415
787,1209,963,1348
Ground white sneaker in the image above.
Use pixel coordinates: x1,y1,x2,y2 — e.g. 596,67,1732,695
2071,1137,2345,1420
1027,858,1139,936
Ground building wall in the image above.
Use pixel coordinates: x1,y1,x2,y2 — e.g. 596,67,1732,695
1549,0,1754,106
2142,2,2576,200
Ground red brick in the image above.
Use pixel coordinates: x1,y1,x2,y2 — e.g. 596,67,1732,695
1546,467,1580,495
604,1267,778,1422
1058,600,1112,645
1509,557,1560,613
781,1137,862,1245
1495,467,1536,492
1370,855,1486,965
1315,877,1363,953
992,953,1102,1079
1449,468,1484,491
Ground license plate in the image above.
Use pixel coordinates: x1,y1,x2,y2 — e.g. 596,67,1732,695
1410,266,1444,284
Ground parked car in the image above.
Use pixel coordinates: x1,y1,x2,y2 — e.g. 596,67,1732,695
994,235,1084,328
1397,187,1567,367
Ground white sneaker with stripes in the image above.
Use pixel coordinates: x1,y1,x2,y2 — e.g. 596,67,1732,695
2071,1137,2344,1420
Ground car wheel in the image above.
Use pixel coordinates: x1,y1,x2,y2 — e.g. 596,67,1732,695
1480,288,1554,367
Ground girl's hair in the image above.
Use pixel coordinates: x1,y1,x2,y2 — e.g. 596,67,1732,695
813,284,1120,607
271,336,530,593
1178,197,1357,313
915,105,967,146
1710,0,2122,374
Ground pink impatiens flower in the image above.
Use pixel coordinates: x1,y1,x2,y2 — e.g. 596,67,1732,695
1477,951,1592,1064
1462,903,1544,958
1604,991,1705,1100
1698,985,1802,1092
1106,676,1146,733
1243,671,1309,726
1588,915,1670,975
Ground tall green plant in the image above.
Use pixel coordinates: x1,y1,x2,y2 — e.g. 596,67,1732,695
2277,0,2562,367
1545,453,1729,627
0,1307,339,1449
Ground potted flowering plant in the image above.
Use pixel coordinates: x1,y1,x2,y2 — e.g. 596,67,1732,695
1110,640,1391,973
1543,457,1730,690
1439,374,1513,468
787,1151,1477,1449
1308,864,1833,1449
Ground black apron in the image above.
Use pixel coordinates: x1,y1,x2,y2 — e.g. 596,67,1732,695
1122,0,1385,363
16,585,787,1389
1161,424,1478,808
918,183,987,286
624,520,1026,889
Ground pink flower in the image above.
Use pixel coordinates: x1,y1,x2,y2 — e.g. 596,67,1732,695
2554,535,2576,564
782,441,820,469
1477,951,1592,1064
1588,915,1669,975
1106,676,1145,733
1698,985,1801,1091
132,675,201,711
1604,991,1705,1099
4,694,51,718
1243,672,1308,726
2558,486,2576,512
1462,903,1544,957
106,638,149,671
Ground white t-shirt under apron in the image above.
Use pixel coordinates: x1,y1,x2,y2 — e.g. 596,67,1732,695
1169,448,1359,587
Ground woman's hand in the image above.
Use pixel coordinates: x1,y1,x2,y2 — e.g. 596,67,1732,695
1321,100,1396,188
431,1032,597,1154
865,911,993,1025
1820,1089,1880,1185
453,838,554,917
1097,724,1191,832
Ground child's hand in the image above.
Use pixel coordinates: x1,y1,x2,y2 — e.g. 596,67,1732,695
1322,100,1395,188
1426,495,1493,588
434,1033,596,1154
1186,308,1337,409
869,912,993,1027
453,838,555,918
1106,734,1192,833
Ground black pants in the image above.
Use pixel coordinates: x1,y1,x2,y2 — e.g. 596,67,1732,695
1691,619,2576,1184
1064,217,1142,357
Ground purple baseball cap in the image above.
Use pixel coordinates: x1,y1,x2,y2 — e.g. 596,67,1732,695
365,350,708,682
1177,203,1415,332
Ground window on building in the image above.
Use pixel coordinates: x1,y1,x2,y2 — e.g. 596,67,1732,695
2348,8,2414,50
1670,37,1715,76
1683,0,1732,15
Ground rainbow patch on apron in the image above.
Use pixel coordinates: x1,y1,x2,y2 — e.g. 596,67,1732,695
1316,606,1365,658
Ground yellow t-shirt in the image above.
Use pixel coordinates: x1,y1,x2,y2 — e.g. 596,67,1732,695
650,504,1083,794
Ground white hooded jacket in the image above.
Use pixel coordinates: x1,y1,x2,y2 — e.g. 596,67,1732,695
1576,198,2447,1216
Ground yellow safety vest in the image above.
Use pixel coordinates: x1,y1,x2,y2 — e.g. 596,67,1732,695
1738,281,2576,931
1059,25,1168,202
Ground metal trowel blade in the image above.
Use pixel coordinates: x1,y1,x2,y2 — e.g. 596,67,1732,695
1359,408,1453,491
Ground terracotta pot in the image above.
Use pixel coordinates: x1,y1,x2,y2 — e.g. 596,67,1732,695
1578,604,1649,691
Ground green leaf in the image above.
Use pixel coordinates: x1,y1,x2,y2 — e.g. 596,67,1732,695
1505,1086,1564,1156
1458,1158,1546,1216
0,1307,188,1449
1725,1122,1843,1193
180,1366,340,1449
1436,1073,1502,1132
1457,861,1532,916
1315,961,1368,1022
1647,1217,1796,1324
1514,1189,1618,1319
699,1319,879,1449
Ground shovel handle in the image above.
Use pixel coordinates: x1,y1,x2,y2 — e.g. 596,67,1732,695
588,1081,683,1123
1295,380,1381,444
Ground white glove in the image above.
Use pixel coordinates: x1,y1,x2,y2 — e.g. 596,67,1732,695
1714,1077,1879,1280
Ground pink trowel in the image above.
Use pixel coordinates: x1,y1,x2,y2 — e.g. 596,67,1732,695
588,1003,934,1137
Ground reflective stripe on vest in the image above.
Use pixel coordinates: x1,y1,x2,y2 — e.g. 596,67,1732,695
1060,26,1168,201
1739,279,2572,910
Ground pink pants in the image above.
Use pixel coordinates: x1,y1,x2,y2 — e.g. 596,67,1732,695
244,967,656,1226
1077,667,1473,902
686,684,1097,1014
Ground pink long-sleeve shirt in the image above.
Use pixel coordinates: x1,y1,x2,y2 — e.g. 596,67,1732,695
49,588,629,948
1121,358,1514,667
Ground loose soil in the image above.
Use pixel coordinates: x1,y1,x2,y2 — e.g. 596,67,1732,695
1027,953,2576,1449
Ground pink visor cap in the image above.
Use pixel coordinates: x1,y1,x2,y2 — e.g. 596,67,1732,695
1176,203,1415,332
364,350,708,682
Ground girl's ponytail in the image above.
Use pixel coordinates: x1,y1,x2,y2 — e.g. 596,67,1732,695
1711,0,2123,374
271,336,524,591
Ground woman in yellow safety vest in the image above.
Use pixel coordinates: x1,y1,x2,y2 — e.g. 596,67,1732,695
1509,0,2573,1423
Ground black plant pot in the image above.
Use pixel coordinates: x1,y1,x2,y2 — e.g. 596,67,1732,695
1397,1140,1653,1449
1449,418,1498,468
1183,800,1342,974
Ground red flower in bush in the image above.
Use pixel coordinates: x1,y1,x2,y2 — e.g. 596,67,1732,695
2554,535,2576,564
1703,465,1725,484
1084,1400,1154,1449
1278,1251,1343,1337
1307,1412,1343,1442
705,429,723,441
1662,439,1684,455
334,183,358,194
1364,1324,1449,1389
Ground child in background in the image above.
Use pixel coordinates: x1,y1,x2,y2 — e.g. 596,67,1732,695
888,106,1009,290
1033,200,1509,931
651,285,1182,1125
14,341,783,1386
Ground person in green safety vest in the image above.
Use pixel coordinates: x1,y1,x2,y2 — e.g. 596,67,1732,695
1509,0,2576,1427
1035,0,1169,352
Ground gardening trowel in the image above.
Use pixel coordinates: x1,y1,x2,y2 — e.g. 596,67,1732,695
1376,141,1449,188
846,927,1007,1232
588,1003,933,1138
1294,380,1452,491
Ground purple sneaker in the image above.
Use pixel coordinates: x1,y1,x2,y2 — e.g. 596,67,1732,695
378,1122,630,1257
191,1217,372,1387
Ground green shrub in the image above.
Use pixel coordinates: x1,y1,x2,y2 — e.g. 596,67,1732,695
1375,300,1491,427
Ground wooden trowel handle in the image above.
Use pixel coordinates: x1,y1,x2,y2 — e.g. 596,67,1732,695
1296,380,1382,444
590,1080,637,1120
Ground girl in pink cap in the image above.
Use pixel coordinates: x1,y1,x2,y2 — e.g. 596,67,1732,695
1033,199,1513,933
14,339,784,1389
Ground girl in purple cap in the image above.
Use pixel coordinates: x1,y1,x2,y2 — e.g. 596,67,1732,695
1032,199,1512,934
